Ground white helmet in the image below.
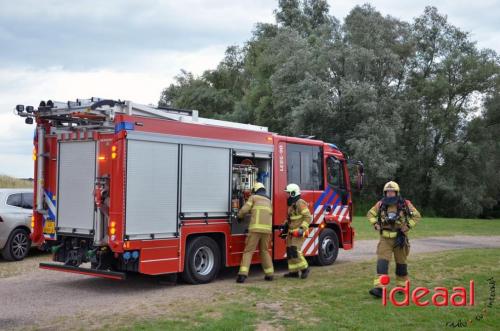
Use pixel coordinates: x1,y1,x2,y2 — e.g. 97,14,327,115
284,183,301,197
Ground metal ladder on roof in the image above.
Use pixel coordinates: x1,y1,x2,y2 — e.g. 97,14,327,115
16,97,269,133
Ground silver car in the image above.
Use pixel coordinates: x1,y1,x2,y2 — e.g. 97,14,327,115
0,188,33,261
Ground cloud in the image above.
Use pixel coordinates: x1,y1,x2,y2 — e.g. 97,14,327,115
0,0,275,70
0,154,33,178
0,44,226,104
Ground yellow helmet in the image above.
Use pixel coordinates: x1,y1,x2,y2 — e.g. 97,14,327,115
284,183,301,197
383,181,400,194
252,182,265,192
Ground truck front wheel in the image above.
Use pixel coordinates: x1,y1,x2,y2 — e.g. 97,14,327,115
182,236,221,284
313,228,339,266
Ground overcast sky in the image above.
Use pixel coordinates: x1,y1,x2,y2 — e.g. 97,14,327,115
1,0,499,178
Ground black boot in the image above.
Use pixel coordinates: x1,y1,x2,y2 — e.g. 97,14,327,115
236,275,247,283
369,287,383,298
300,267,310,279
264,275,274,281
284,272,299,278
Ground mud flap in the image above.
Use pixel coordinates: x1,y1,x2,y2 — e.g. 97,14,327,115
39,263,126,280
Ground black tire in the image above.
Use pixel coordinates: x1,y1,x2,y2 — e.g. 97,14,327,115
313,228,339,266
182,236,221,284
2,228,31,261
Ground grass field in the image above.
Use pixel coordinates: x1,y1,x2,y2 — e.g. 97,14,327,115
352,216,500,240
0,175,32,188
123,248,499,331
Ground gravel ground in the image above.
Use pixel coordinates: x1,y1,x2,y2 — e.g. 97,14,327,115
1,235,499,330
339,235,500,262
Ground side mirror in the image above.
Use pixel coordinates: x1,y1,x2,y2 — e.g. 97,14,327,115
341,190,349,205
347,159,364,191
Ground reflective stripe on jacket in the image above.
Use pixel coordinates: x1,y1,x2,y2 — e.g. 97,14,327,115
238,194,273,233
287,198,312,230
367,199,421,230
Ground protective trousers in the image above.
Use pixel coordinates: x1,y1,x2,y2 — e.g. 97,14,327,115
373,236,410,287
286,235,308,272
238,232,274,276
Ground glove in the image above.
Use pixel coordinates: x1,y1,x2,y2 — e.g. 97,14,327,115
374,223,381,231
279,223,289,239
291,228,309,238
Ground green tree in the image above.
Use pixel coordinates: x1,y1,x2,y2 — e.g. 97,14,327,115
399,7,499,212
159,46,246,118
158,3,500,217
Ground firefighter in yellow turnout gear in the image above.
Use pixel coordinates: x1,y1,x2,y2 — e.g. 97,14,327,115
236,183,274,283
367,181,421,298
282,183,312,279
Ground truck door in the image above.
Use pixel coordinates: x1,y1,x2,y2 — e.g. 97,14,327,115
125,138,180,240
325,155,351,228
56,140,97,236
278,143,323,258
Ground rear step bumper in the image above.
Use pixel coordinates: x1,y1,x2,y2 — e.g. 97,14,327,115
39,263,126,280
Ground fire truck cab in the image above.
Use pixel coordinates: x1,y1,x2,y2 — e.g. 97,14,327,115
16,99,363,283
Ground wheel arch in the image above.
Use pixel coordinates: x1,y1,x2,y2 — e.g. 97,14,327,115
13,225,31,235
185,232,226,267
325,222,342,248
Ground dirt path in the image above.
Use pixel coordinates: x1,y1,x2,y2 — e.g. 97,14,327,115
338,235,500,262
1,235,499,330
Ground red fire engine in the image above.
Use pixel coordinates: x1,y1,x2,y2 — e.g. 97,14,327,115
16,98,363,283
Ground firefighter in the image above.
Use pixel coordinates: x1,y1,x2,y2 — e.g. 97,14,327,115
367,181,421,298
236,182,274,283
282,183,312,279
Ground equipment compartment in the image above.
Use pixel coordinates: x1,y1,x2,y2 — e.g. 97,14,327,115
231,152,272,234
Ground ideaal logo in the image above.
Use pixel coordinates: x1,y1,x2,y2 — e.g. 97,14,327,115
377,275,496,328
378,275,475,307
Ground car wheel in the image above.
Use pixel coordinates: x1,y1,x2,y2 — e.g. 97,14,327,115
182,236,221,284
313,228,339,266
2,228,31,261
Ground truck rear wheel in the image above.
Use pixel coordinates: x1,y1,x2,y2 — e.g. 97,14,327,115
313,228,339,266
182,236,221,284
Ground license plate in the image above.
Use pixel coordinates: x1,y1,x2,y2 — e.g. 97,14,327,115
43,221,56,234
